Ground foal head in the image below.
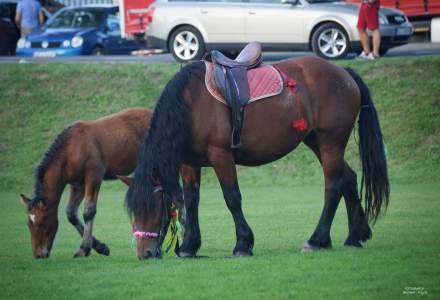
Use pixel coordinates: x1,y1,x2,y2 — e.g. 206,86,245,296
119,175,174,260
20,194,58,259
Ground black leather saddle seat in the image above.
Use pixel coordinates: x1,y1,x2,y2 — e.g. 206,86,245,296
206,42,263,148
210,42,262,69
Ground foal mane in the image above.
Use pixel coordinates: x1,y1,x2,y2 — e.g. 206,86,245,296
33,125,73,203
125,61,204,218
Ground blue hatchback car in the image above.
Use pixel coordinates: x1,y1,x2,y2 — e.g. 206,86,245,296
16,5,144,56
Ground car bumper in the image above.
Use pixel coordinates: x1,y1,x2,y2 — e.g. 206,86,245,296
16,47,85,57
146,36,168,51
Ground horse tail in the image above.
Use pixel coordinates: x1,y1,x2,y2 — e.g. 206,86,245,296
345,67,390,222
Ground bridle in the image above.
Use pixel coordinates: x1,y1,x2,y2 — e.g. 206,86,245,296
131,186,174,245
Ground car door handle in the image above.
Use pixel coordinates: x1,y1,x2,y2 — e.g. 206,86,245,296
248,11,256,15
201,10,208,14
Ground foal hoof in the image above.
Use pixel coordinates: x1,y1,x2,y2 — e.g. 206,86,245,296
94,243,110,256
73,248,91,258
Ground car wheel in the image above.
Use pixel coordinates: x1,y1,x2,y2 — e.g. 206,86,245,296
311,23,349,59
92,46,105,56
169,26,205,63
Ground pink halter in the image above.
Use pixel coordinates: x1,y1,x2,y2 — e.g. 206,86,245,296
132,224,160,239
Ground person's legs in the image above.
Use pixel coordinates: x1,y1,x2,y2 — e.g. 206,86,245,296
358,28,371,54
372,29,381,57
20,27,34,37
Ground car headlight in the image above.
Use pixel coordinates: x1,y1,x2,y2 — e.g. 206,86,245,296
71,36,83,48
62,40,71,48
17,38,26,49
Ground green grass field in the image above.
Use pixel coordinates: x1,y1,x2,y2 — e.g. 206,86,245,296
0,56,439,299
1,184,439,299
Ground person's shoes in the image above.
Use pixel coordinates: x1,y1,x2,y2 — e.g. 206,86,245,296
356,52,375,60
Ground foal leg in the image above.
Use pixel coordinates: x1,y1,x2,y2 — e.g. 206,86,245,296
303,145,345,251
66,185,110,256
342,163,372,247
208,147,254,257
179,166,202,258
74,175,102,258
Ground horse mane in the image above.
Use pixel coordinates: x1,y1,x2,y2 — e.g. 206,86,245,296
125,61,205,218
33,125,73,202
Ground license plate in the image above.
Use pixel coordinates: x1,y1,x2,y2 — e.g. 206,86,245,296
33,51,56,58
396,27,411,36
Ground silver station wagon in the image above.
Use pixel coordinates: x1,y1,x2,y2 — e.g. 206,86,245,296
146,0,412,62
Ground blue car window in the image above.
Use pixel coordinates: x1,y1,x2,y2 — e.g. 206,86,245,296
106,14,120,32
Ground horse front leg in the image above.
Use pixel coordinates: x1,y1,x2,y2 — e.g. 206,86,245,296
178,165,202,258
73,174,101,258
66,185,110,256
208,147,254,257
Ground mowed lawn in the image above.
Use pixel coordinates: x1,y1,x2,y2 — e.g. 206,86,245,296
1,183,439,300
1,56,439,299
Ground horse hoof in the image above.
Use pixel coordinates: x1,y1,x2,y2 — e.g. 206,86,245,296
178,251,197,258
95,243,110,256
232,250,253,257
301,242,320,253
344,239,363,248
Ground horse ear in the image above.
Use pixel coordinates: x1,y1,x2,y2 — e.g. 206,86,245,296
117,175,132,187
20,194,31,206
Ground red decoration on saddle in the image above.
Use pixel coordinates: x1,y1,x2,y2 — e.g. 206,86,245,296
292,118,308,132
170,210,178,219
274,66,298,93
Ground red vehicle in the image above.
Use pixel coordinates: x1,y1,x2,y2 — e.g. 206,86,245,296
120,0,155,39
347,0,440,34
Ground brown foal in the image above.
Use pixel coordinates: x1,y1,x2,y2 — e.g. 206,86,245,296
20,108,152,258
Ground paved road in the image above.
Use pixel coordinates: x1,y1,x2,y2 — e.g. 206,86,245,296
1,42,439,64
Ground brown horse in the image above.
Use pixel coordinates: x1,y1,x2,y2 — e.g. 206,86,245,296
125,56,390,259
20,108,152,258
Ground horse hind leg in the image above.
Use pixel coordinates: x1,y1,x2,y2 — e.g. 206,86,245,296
73,172,103,258
66,185,110,256
302,134,345,251
342,163,372,247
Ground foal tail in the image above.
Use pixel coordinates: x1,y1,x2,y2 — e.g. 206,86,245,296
345,68,390,222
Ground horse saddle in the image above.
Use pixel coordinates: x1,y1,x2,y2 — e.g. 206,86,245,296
204,42,283,148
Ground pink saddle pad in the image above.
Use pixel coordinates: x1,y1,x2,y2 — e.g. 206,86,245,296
204,61,283,105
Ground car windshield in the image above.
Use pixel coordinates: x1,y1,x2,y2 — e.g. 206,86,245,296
46,9,104,29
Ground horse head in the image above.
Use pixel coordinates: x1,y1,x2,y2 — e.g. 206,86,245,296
119,175,174,260
20,194,58,259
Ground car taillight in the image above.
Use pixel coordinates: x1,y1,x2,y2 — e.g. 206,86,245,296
146,7,155,23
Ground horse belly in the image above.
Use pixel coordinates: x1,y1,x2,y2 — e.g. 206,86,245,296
234,98,307,166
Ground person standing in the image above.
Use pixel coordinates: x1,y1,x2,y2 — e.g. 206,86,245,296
357,0,381,60
15,0,45,37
